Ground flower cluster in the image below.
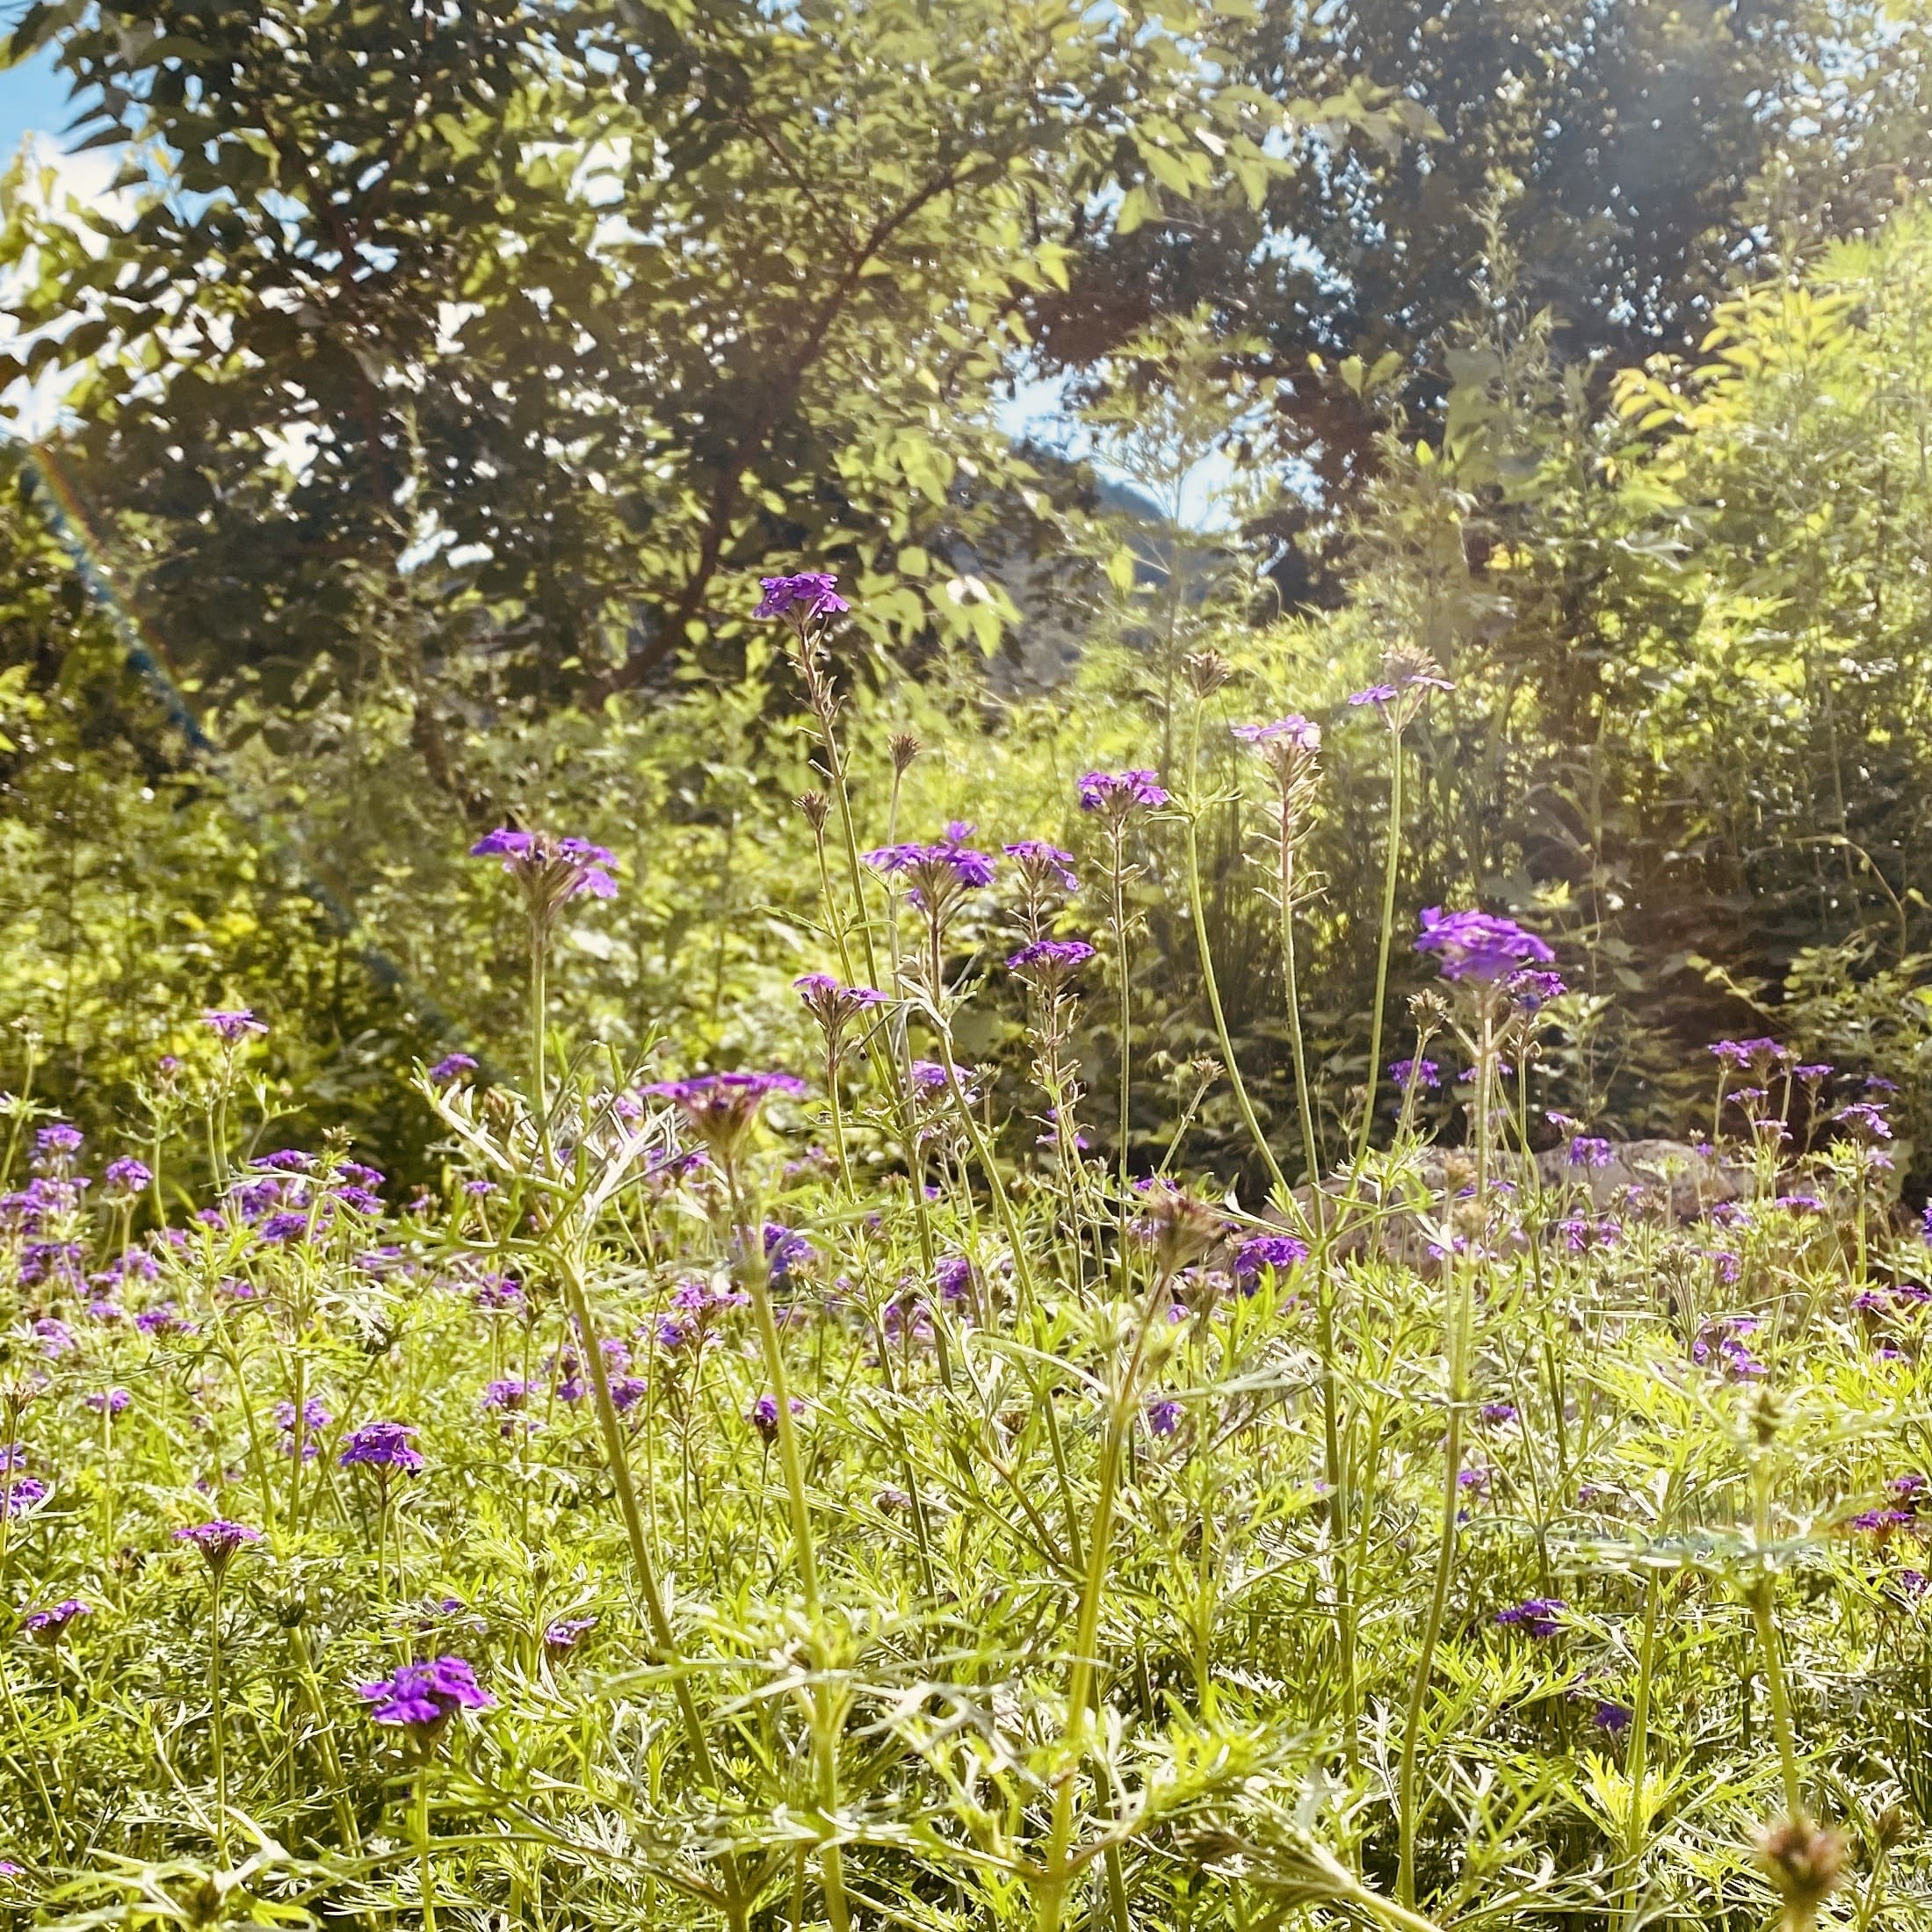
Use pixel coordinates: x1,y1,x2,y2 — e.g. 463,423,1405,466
1415,907,1555,985
470,829,619,931
358,1655,495,1732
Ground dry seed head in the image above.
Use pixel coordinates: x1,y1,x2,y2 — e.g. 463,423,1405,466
1753,1815,1846,1928
1185,648,1234,698
796,790,830,834
890,733,921,776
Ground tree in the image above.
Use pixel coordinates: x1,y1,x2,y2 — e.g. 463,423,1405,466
1026,0,1932,546
1,0,1407,795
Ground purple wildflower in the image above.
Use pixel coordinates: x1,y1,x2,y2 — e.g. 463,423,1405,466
1592,1700,1633,1734
1232,1234,1309,1288
794,974,886,1048
430,1053,478,1082
1003,841,1079,893
1839,1103,1894,1142
85,1388,131,1415
482,1379,529,1412
22,1598,89,1643
749,1393,805,1440
543,1616,597,1654
645,1070,806,1162
33,1122,83,1157
762,1221,815,1292
0,1479,47,1519
358,1655,494,1730
935,1256,973,1306
1568,1136,1614,1169
1389,1057,1440,1089
174,1521,261,1573
103,1157,151,1193
864,823,999,916
1480,1402,1519,1425
1415,908,1555,984
1146,1398,1182,1437
204,1009,267,1043
1007,938,1097,985
755,572,849,621
339,1422,423,1473
470,829,619,923
1076,770,1169,816
1496,1598,1566,1637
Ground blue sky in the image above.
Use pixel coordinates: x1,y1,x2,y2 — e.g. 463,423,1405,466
0,44,70,159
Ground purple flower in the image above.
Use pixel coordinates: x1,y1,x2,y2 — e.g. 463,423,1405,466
0,1478,47,1519
470,829,619,920
1003,841,1079,892
1480,1402,1519,1425
1234,715,1321,754
1509,968,1567,1009
1496,1597,1566,1637
1389,1057,1440,1090
762,1221,815,1292
256,1149,315,1172
1708,1037,1783,1070
174,1520,261,1572
1232,1234,1309,1288
276,1399,332,1436
1839,1103,1894,1142
134,1301,185,1335
358,1655,494,1730
257,1211,316,1245
1567,1136,1614,1169
482,1378,530,1411
339,1422,423,1473
22,1598,89,1643
34,1122,83,1156
646,1070,806,1162
936,1256,973,1306
1415,907,1554,984
103,1156,151,1193
1076,770,1169,816
755,572,850,621
430,1053,478,1082
85,1388,131,1415
865,825,998,916
1146,1398,1182,1436
204,1009,267,1043
1852,1509,1916,1536
1592,1700,1633,1734
543,1616,597,1653
794,974,886,1047
749,1393,805,1440
1793,1063,1833,1082
1008,938,1097,985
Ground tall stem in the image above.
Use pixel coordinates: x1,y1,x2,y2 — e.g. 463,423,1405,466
416,1758,437,1932
1183,811,1287,1200
530,924,550,1169
555,1252,749,1932
1396,1006,1487,1909
209,1574,228,1860
727,1169,850,1932
1110,829,1132,1198
1357,725,1406,1169
1752,1453,1805,1821
1035,1270,1172,1932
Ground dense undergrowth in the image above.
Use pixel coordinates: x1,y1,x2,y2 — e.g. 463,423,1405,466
2,582,1929,1932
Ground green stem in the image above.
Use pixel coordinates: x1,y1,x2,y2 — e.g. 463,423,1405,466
1396,1009,1487,1910
726,1169,850,1932
210,1574,228,1860
1035,1270,1173,1932
1356,723,1406,1169
1111,829,1132,1198
1183,810,1287,1200
1752,1457,1805,1820
416,1757,437,1932
1619,1571,1662,1927
555,1253,749,1932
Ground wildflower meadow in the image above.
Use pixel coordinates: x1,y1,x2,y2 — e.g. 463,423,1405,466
0,578,1927,1932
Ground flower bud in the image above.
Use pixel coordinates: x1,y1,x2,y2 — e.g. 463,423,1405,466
1753,1815,1845,1928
